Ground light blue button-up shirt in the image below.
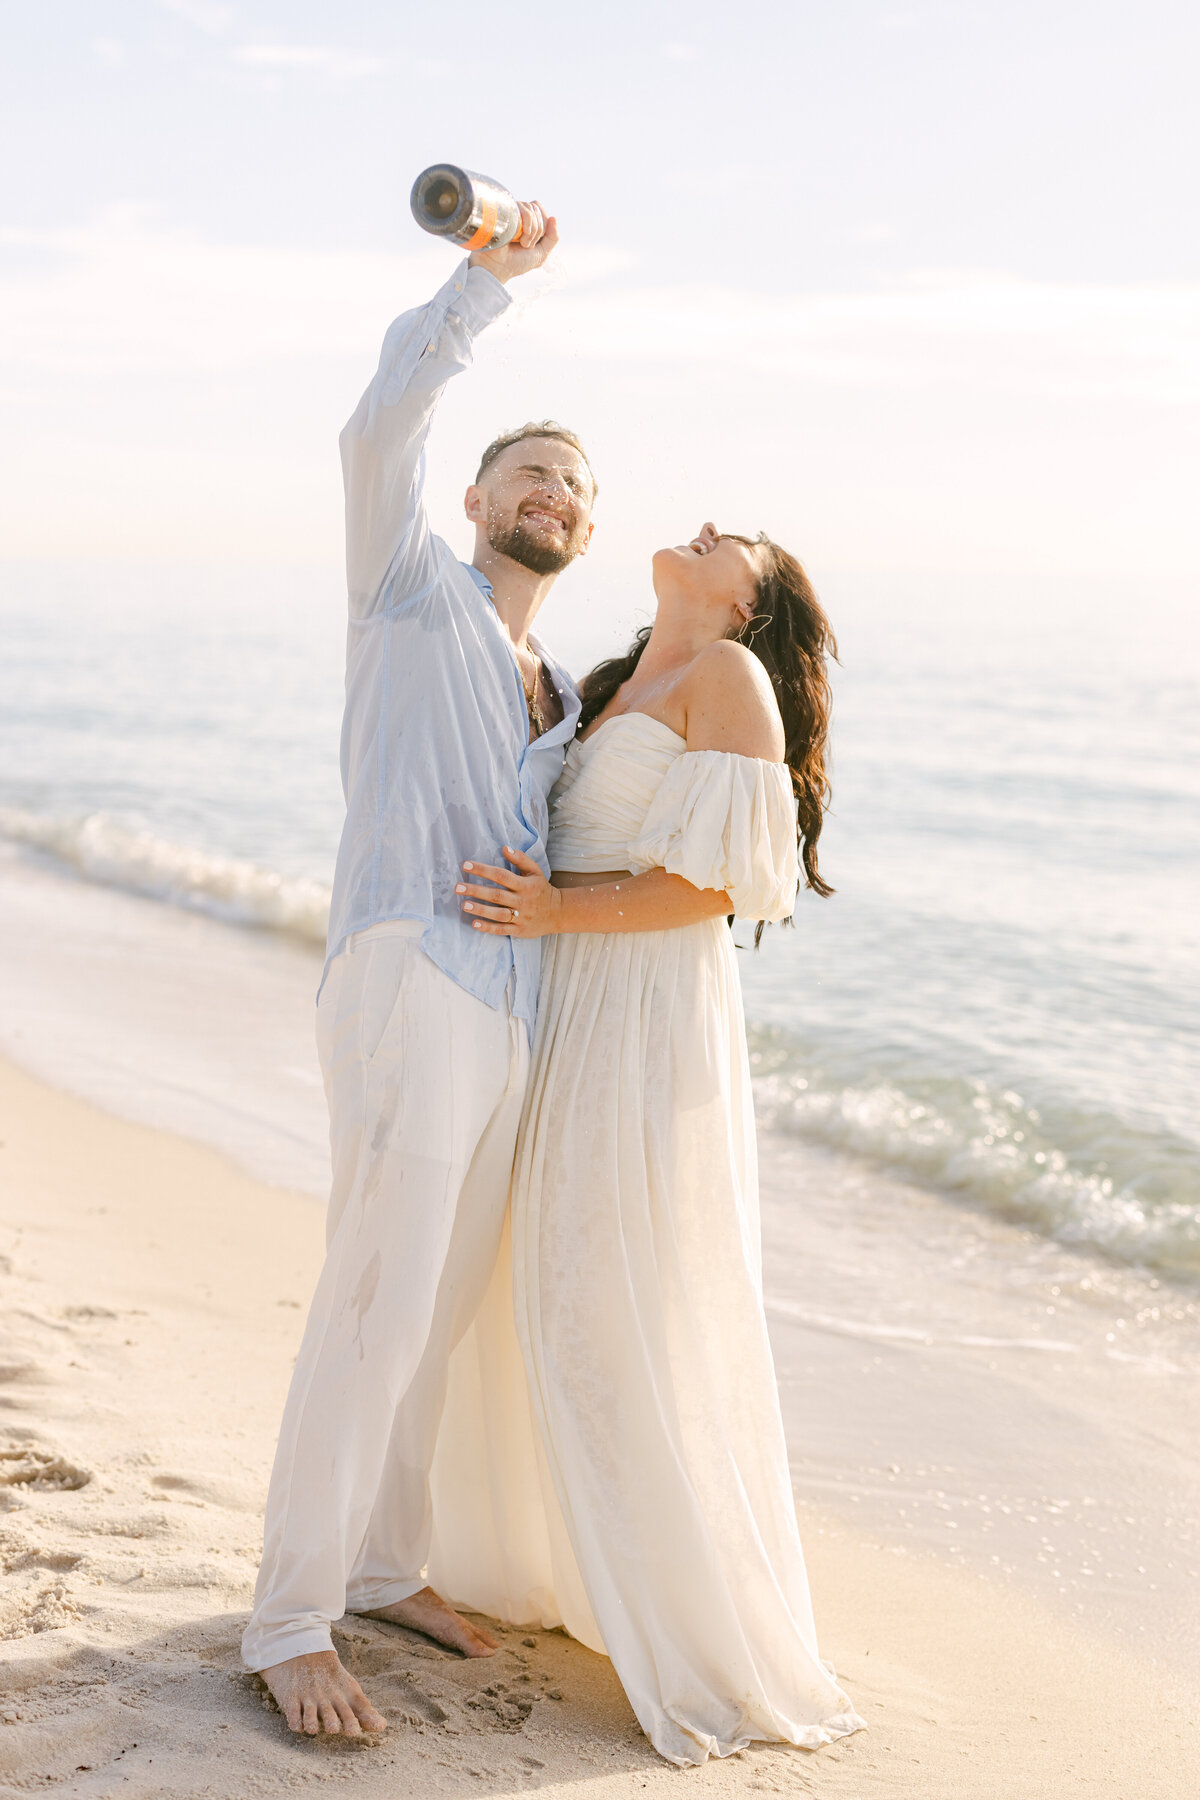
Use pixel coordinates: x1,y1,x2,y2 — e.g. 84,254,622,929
327,260,581,1031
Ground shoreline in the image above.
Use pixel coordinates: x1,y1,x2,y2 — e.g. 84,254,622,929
2,1056,1199,1796
4,824,1199,1281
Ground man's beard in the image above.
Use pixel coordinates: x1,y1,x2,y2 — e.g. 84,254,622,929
488,513,582,576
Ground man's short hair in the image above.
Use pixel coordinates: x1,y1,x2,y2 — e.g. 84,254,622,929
475,421,597,498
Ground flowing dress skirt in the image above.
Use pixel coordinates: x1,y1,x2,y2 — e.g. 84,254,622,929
492,915,862,1764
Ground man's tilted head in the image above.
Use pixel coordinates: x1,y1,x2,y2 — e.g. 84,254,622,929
466,422,596,576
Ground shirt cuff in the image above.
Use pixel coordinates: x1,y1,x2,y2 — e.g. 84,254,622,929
451,259,513,332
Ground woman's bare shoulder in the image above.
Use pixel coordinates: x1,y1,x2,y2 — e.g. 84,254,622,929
681,640,785,758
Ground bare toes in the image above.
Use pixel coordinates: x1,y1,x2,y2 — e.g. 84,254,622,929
301,1698,319,1735
319,1701,342,1734
334,1699,362,1736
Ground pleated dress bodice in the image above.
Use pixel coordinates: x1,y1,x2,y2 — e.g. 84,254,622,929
547,711,801,923
546,712,685,872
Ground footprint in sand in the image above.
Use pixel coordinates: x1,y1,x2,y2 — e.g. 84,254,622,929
0,1362,42,1385
466,1682,536,1731
1,1543,83,1575
91,1511,172,1540
329,1635,452,1727
0,1448,90,1491
148,1470,256,1511
375,1671,450,1726
0,1579,82,1639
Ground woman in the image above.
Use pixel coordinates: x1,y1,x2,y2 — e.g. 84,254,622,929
445,521,864,1764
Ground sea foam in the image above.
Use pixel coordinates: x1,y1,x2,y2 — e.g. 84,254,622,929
750,1026,1200,1276
0,808,330,947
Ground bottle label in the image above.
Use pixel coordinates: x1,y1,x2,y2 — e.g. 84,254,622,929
463,197,499,251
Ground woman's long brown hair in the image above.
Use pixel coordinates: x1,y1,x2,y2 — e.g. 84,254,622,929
577,535,838,936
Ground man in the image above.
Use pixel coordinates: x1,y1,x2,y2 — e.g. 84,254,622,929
241,200,595,1737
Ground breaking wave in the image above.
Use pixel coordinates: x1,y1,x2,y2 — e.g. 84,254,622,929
0,808,330,947
4,806,1197,1276
749,1025,1200,1276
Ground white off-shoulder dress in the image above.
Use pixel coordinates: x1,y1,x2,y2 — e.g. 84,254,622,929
426,714,863,1765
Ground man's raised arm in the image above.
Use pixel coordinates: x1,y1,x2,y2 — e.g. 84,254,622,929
339,204,558,619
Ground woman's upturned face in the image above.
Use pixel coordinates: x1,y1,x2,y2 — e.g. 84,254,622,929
651,522,764,631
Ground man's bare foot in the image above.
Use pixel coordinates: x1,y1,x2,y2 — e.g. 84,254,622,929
259,1648,387,1737
361,1585,498,1657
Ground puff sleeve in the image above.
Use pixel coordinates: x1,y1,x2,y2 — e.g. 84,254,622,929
628,751,800,921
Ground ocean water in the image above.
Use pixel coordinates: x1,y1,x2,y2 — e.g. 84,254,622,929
2,565,1197,1277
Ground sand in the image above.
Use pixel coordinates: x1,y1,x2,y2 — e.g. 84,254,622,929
1,1052,1198,1800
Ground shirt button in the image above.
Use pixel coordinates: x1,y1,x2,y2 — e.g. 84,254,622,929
454,282,463,292
426,341,436,352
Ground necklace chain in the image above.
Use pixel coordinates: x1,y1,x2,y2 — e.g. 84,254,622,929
520,655,546,737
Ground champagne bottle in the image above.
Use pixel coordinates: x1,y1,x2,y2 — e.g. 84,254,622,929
409,165,521,252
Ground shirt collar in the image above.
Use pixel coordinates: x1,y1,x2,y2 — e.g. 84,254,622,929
461,559,579,713
462,562,493,598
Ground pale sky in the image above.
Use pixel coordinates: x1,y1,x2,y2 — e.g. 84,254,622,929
2,0,1197,663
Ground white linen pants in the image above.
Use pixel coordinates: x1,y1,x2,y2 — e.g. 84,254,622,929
242,922,529,1670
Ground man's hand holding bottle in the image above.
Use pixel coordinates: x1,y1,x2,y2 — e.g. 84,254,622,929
469,201,557,284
